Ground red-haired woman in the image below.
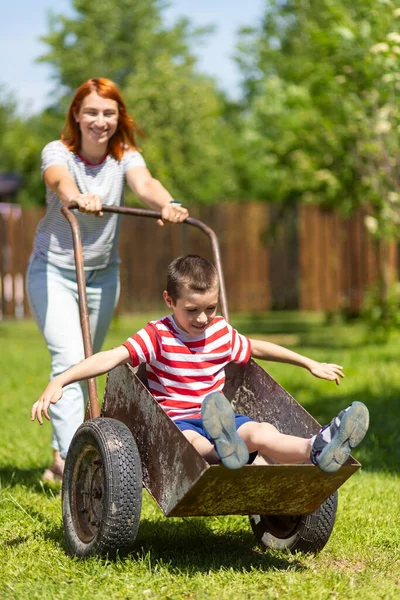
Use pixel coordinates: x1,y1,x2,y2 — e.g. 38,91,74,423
26,78,188,482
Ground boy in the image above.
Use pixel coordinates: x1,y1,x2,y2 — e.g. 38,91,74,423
31,255,369,472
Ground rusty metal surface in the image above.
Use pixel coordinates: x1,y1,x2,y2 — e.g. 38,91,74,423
102,363,209,516
224,359,353,441
102,362,359,518
168,463,357,517
60,204,99,419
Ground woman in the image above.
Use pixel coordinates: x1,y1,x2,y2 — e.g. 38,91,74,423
27,77,188,482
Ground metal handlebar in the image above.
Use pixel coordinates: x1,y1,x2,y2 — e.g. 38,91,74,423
61,202,229,420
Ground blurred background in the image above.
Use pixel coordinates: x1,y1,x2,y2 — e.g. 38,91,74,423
2,0,400,331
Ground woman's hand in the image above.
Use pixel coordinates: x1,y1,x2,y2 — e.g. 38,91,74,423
71,193,103,216
159,201,188,226
308,361,344,385
31,378,64,425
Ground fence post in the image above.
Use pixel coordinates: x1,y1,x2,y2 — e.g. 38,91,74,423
0,203,22,319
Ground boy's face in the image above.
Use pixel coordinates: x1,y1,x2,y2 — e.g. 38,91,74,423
163,287,219,337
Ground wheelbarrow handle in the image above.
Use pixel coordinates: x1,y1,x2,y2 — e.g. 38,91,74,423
61,201,229,420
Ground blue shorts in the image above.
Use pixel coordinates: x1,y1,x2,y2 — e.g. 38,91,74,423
175,414,258,464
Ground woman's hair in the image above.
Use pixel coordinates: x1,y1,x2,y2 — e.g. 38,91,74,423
166,255,219,303
61,77,143,160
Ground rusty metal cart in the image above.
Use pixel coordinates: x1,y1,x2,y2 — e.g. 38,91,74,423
61,202,360,558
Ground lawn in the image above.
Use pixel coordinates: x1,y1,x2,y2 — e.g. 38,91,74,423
0,313,399,600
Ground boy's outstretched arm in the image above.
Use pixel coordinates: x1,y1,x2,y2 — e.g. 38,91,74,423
31,345,131,425
249,338,344,385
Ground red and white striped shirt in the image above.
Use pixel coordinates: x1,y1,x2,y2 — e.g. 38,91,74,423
123,315,251,420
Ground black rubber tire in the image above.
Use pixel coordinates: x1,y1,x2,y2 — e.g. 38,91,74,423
249,491,338,554
62,418,142,558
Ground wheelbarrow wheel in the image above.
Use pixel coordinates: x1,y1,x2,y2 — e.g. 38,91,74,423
62,417,142,558
249,491,338,554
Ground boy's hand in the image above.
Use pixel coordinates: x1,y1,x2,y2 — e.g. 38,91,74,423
308,361,344,385
31,379,63,425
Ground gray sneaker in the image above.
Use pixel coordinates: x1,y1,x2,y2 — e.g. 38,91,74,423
201,392,249,469
311,401,369,473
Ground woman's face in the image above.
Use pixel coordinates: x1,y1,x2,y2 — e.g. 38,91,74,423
74,91,119,148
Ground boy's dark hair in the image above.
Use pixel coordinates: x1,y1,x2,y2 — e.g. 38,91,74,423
166,255,219,302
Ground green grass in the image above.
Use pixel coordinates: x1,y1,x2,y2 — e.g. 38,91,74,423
0,313,399,599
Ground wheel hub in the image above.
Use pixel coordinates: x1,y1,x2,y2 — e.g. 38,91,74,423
259,514,302,539
72,445,105,542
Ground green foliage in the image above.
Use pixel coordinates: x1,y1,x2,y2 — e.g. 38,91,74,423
38,0,192,91
230,0,400,322
0,89,69,206
0,90,41,205
5,0,400,213
361,280,400,342
235,0,400,221
122,62,239,203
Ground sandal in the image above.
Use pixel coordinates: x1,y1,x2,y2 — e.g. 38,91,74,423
42,464,64,484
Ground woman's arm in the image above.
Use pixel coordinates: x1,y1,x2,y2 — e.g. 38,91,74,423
250,338,344,384
44,164,102,214
31,345,131,424
126,166,188,225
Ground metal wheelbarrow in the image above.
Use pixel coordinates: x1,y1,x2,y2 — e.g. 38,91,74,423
60,202,360,558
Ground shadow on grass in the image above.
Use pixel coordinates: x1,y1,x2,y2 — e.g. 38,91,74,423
0,466,61,495
128,517,305,573
232,313,368,351
2,508,305,572
232,313,319,336
37,516,304,572
0,472,305,572
0,466,303,572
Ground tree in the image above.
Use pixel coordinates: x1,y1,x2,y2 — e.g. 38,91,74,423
234,0,400,317
0,90,47,206
37,0,239,203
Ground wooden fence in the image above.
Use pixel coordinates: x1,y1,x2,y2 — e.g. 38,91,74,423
0,202,397,319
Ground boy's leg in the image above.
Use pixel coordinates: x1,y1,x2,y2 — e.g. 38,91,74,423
238,401,369,473
237,421,311,463
201,392,250,469
181,430,220,464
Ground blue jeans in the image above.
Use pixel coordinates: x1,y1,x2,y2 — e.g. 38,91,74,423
26,255,120,458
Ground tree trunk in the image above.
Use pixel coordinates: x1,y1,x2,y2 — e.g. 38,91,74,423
377,237,390,324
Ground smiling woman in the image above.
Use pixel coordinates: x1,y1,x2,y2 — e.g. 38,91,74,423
62,79,140,164
73,94,120,161
25,77,189,483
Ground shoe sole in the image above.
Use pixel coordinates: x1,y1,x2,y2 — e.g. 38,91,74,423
201,392,249,470
317,401,369,473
